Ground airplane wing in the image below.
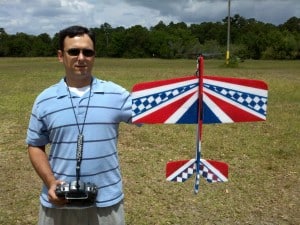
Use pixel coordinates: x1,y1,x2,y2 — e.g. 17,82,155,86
132,75,268,124
203,76,268,123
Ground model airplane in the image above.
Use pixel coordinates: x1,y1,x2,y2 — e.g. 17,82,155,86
131,56,268,193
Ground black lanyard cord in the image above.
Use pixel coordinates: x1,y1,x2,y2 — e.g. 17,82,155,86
66,79,93,188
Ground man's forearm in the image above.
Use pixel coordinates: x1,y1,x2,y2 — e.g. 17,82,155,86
28,145,56,189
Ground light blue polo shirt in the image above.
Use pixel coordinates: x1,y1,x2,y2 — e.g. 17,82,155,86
26,77,132,208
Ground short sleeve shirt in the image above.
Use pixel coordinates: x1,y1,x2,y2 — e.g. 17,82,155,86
26,77,132,208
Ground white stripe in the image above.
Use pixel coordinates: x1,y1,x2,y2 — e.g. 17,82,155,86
166,159,195,181
200,159,228,182
203,93,233,123
133,78,198,98
204,78,268,97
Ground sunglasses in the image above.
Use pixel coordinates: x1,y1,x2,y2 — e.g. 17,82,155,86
65,48,95,57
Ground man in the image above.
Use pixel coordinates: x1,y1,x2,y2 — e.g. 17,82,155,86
26,25,131,225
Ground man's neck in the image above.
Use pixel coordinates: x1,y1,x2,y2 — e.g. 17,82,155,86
65,76,92,88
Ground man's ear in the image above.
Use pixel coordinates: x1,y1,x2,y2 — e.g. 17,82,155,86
57,50,63,62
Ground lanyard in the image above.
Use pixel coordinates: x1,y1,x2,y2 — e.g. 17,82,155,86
66,79,93,188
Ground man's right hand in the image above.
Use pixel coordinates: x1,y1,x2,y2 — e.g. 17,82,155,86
48,180,68,206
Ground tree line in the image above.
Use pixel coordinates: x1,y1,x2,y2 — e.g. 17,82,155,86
0,15,299,60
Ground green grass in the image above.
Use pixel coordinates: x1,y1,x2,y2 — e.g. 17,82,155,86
0,58,299,225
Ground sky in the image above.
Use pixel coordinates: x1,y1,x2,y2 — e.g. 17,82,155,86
0,0,299,36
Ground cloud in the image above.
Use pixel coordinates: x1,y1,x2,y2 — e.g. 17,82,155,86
0,0,97,35
123,0,300,25
0,0,298,36
235,0,299,25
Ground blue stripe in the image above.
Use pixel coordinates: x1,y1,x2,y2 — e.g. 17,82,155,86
53,165,119,178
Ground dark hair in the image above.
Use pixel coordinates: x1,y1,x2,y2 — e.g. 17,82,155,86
58,25,96,50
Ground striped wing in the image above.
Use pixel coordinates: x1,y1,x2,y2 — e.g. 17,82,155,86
132,75,268,124
203,76,268,123
132,76,198,124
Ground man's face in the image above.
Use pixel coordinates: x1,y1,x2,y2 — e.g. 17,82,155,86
58,34,95,85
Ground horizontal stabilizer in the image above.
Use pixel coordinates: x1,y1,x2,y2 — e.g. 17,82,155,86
166,159,228,183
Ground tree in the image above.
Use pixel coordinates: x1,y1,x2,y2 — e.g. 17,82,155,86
91,23,112,57
191,21,225,45
0,17,299,59
107,27,126,57
148,29,171,58
0,28,9,56
123,25,150,58
32,33,55,56
7,33,33,56
150,21,167,31
279,17,300,33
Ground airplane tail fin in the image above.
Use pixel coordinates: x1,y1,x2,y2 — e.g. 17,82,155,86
166,159,228,183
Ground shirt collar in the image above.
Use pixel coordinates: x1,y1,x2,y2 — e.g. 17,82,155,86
56,77,105,98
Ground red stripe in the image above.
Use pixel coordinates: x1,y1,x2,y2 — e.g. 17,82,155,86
134,92,196,123
206,160,228,178
204,75,268,90
166,160,190,178
205,92,264,122
132,76,197,92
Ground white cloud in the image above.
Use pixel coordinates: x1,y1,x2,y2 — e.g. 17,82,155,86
0,0,298,36
60,0,94,13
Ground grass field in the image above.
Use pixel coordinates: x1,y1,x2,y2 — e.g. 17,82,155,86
0,57,299,225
